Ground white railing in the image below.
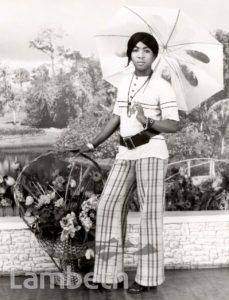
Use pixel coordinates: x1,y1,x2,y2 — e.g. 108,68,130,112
166,158,229,181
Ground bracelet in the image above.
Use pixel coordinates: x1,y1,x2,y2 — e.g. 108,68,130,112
148,118,155,128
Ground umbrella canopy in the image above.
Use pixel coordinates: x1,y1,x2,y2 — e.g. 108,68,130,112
95,6,224,112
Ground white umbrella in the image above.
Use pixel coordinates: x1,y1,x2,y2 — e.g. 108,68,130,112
95,6,224,112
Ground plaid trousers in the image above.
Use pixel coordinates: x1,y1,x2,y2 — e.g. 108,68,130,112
92,157,168,286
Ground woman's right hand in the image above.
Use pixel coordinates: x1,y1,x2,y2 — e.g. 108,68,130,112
78,143,94,154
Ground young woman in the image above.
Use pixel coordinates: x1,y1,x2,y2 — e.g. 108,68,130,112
79,32,180,293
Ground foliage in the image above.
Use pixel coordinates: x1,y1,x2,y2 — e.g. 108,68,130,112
24,66,55,127
214,29,229,98
166,121,213,161
55,102,119,159
207,98,229,155
13,68,30,87
0,174,16,216
166,170,229,211
51,72,78,128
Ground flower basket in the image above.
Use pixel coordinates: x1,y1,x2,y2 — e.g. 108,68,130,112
13,150,104,285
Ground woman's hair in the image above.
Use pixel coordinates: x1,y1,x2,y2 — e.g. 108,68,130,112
126,32,159,66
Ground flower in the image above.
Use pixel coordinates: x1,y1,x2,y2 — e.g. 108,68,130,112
85,248,95,260
92,171,102,182
50,191,56,200
79,216,93,232
70,179,77,188
55,197,64,207
52,176,65,190
79,196,98,231
4,176,15,186
60,212,81,241
212,176,223,191
36,194,52,208
25,196,34,206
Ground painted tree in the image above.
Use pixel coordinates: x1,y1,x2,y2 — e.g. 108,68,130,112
24,65,55,127
13,68,30,88
12,68,30,116
207,99,229,155
29,27,65,78
214,30,229,98
0,66,19,124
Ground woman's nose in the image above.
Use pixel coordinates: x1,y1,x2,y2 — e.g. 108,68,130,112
137,50,144,58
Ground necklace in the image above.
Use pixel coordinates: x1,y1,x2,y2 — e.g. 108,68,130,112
127,71,153,117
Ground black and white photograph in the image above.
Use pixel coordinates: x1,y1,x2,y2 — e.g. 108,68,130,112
0,0,229,299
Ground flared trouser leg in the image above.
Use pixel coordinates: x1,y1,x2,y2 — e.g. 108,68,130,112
135,157,168,286
92,159,136,284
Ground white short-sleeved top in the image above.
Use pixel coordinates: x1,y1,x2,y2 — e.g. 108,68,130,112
113,72,179,160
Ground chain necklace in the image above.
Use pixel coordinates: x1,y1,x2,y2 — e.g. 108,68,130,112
127,71,153,117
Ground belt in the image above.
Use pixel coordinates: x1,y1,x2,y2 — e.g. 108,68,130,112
120,129,159,150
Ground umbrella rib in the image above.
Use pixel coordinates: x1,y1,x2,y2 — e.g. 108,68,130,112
168,41,220,48
163,56,180,80
165,9,181,47
163,56,186,103
123,5,163,45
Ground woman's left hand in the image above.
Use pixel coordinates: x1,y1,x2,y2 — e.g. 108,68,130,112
132,103,147,124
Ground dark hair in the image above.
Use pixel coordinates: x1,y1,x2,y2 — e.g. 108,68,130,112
126,32,159,66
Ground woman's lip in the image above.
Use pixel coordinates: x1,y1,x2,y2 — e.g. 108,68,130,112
136,62,145,65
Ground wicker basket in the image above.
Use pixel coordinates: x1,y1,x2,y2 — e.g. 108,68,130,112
13,150,101,283
53,259,80,287
37,236,95,260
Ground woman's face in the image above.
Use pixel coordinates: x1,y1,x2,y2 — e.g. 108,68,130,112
131,41,156,75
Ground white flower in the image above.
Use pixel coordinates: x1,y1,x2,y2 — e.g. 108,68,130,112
85,248,95,260
55,197,64,207
70,179,77,188
25,196,34,206
60,212,81,241
36,194,52,208
60,227,77,241
5,176,15,186
79,216,93,232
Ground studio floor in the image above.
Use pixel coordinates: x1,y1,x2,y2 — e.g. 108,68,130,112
1,268,229,300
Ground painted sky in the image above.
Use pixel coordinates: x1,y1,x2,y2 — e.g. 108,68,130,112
0,0,228,69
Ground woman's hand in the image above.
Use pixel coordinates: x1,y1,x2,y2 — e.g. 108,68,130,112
72,143,94,154
132,103,147,125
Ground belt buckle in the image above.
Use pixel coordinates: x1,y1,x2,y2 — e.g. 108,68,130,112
123,136,136,150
